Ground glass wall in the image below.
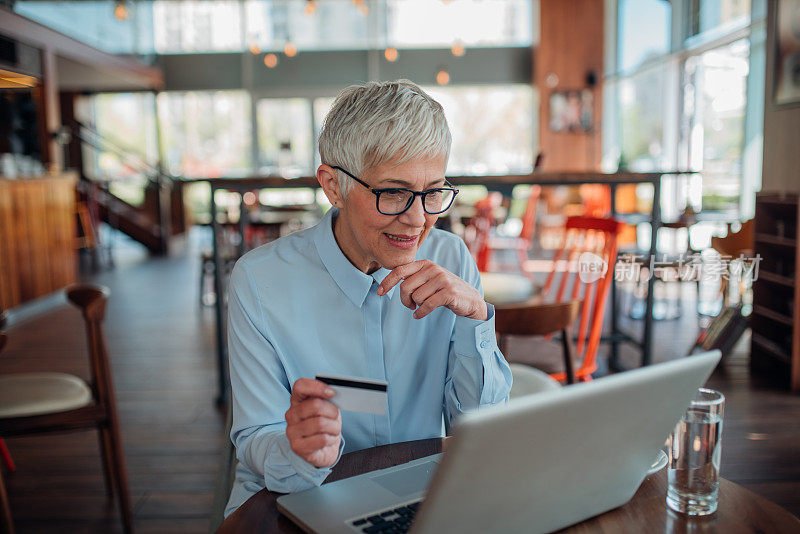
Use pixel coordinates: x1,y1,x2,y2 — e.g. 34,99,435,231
617,0,671,72
15,0,533,56
606,0,764,218
75,92,159,206
256,98,314,177
682,39,750,211
688,0,751,39
157,90,252,178
425,85,534,175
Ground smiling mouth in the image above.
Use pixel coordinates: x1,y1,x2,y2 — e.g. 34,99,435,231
385,233,417,242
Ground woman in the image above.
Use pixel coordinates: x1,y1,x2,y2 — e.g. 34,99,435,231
225,80,512,517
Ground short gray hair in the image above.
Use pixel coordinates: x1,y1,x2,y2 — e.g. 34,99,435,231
318,79,452,196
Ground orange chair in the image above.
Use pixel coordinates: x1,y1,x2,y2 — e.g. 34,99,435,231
538,216,623,382
468,187,543,273
466,154,544,273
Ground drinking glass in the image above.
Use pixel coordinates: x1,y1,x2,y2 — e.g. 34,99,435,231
666,388,724,515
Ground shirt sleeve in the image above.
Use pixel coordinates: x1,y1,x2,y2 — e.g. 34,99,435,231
443,239,513,427
227,261,344,495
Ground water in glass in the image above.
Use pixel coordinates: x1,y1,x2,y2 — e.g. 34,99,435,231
667,404,723,515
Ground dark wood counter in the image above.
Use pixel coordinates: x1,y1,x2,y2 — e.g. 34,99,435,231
0,173,78,310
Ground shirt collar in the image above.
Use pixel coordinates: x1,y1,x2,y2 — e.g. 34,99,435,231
313,208,397,308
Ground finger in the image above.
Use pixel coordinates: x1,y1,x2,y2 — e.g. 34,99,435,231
295,416,342,438
378,260,428,295
413,289,450,319
398,263,441,310
408,271,450,309
291,378,335,404
293,397,340,421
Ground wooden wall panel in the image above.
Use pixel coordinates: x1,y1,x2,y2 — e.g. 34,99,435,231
0,186,21,310
0,175,77,310
535,0,604,172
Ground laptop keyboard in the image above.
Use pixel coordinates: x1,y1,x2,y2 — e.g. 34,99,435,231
349,500,421,533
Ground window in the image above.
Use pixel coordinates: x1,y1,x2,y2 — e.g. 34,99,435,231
256,98,314,177
157,91,252,178
618,65,670,171
608,0,762,219
617,0,671,72
424,85,535,175
244,0,369,52
75,92,159,206
682,39,750,211
153,0,243,53
387,0,533,48
14,1,154,55
688,0,751,39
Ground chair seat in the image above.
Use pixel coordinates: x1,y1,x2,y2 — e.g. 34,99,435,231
480,272,535,305
505,337,579,375
0,373,93,418
509,363,561,399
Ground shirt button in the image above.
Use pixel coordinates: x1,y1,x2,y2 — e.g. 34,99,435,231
480,340,490,349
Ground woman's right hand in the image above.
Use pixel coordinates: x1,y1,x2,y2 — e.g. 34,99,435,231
285,378,342,468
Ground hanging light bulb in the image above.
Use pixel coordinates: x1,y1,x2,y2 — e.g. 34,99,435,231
249,42,261,55
304,0,318,16
436,68,450,86
353,0,369,16
384,47,398,62
451,40,465,57
114,0,128,20
284,41,298,57
264,53,279,68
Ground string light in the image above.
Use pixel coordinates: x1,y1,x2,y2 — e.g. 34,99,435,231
353,0,369,16
114,0,128,20
284,42,298,57
451,40,465,57
264,53,279,68
304,0,318,16
384,47,398,62
436,68,450,86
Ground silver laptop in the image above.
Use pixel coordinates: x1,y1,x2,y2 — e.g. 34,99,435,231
277,351,721,534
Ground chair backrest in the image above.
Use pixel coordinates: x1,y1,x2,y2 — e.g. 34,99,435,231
517,154,544,244
65,285,116,408
469,154,545,272
469,192,502,271
541,216,623,380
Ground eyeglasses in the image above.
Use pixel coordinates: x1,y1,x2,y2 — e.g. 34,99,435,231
332,166,459,216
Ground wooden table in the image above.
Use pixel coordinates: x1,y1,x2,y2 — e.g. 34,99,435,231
217,438,800,533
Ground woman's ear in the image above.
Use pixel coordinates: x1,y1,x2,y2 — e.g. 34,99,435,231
317,165,344,207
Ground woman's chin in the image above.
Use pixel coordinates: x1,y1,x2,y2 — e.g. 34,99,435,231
379,248,418,270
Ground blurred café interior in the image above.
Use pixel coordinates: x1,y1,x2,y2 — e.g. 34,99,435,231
0,0,799,532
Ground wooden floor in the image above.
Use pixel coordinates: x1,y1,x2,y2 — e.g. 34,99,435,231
1,230,798,532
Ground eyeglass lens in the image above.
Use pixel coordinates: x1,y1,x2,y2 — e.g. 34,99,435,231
378,188,454,215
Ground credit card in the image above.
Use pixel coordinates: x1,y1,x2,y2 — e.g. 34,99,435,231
316,374,388,415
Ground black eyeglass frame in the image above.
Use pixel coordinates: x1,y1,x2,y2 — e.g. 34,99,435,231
332,166,459,216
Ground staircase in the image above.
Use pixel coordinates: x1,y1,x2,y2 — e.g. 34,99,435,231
73,121,185,255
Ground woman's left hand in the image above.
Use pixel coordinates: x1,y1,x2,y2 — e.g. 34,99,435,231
377,259,487,321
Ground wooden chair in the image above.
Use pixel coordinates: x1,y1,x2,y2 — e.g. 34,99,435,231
495,299,582,384
0,286,133,534
498,216,623,383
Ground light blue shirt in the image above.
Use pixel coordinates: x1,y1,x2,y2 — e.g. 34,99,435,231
224,207,512,516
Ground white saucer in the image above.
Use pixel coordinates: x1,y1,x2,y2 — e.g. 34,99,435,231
647,450,668,474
